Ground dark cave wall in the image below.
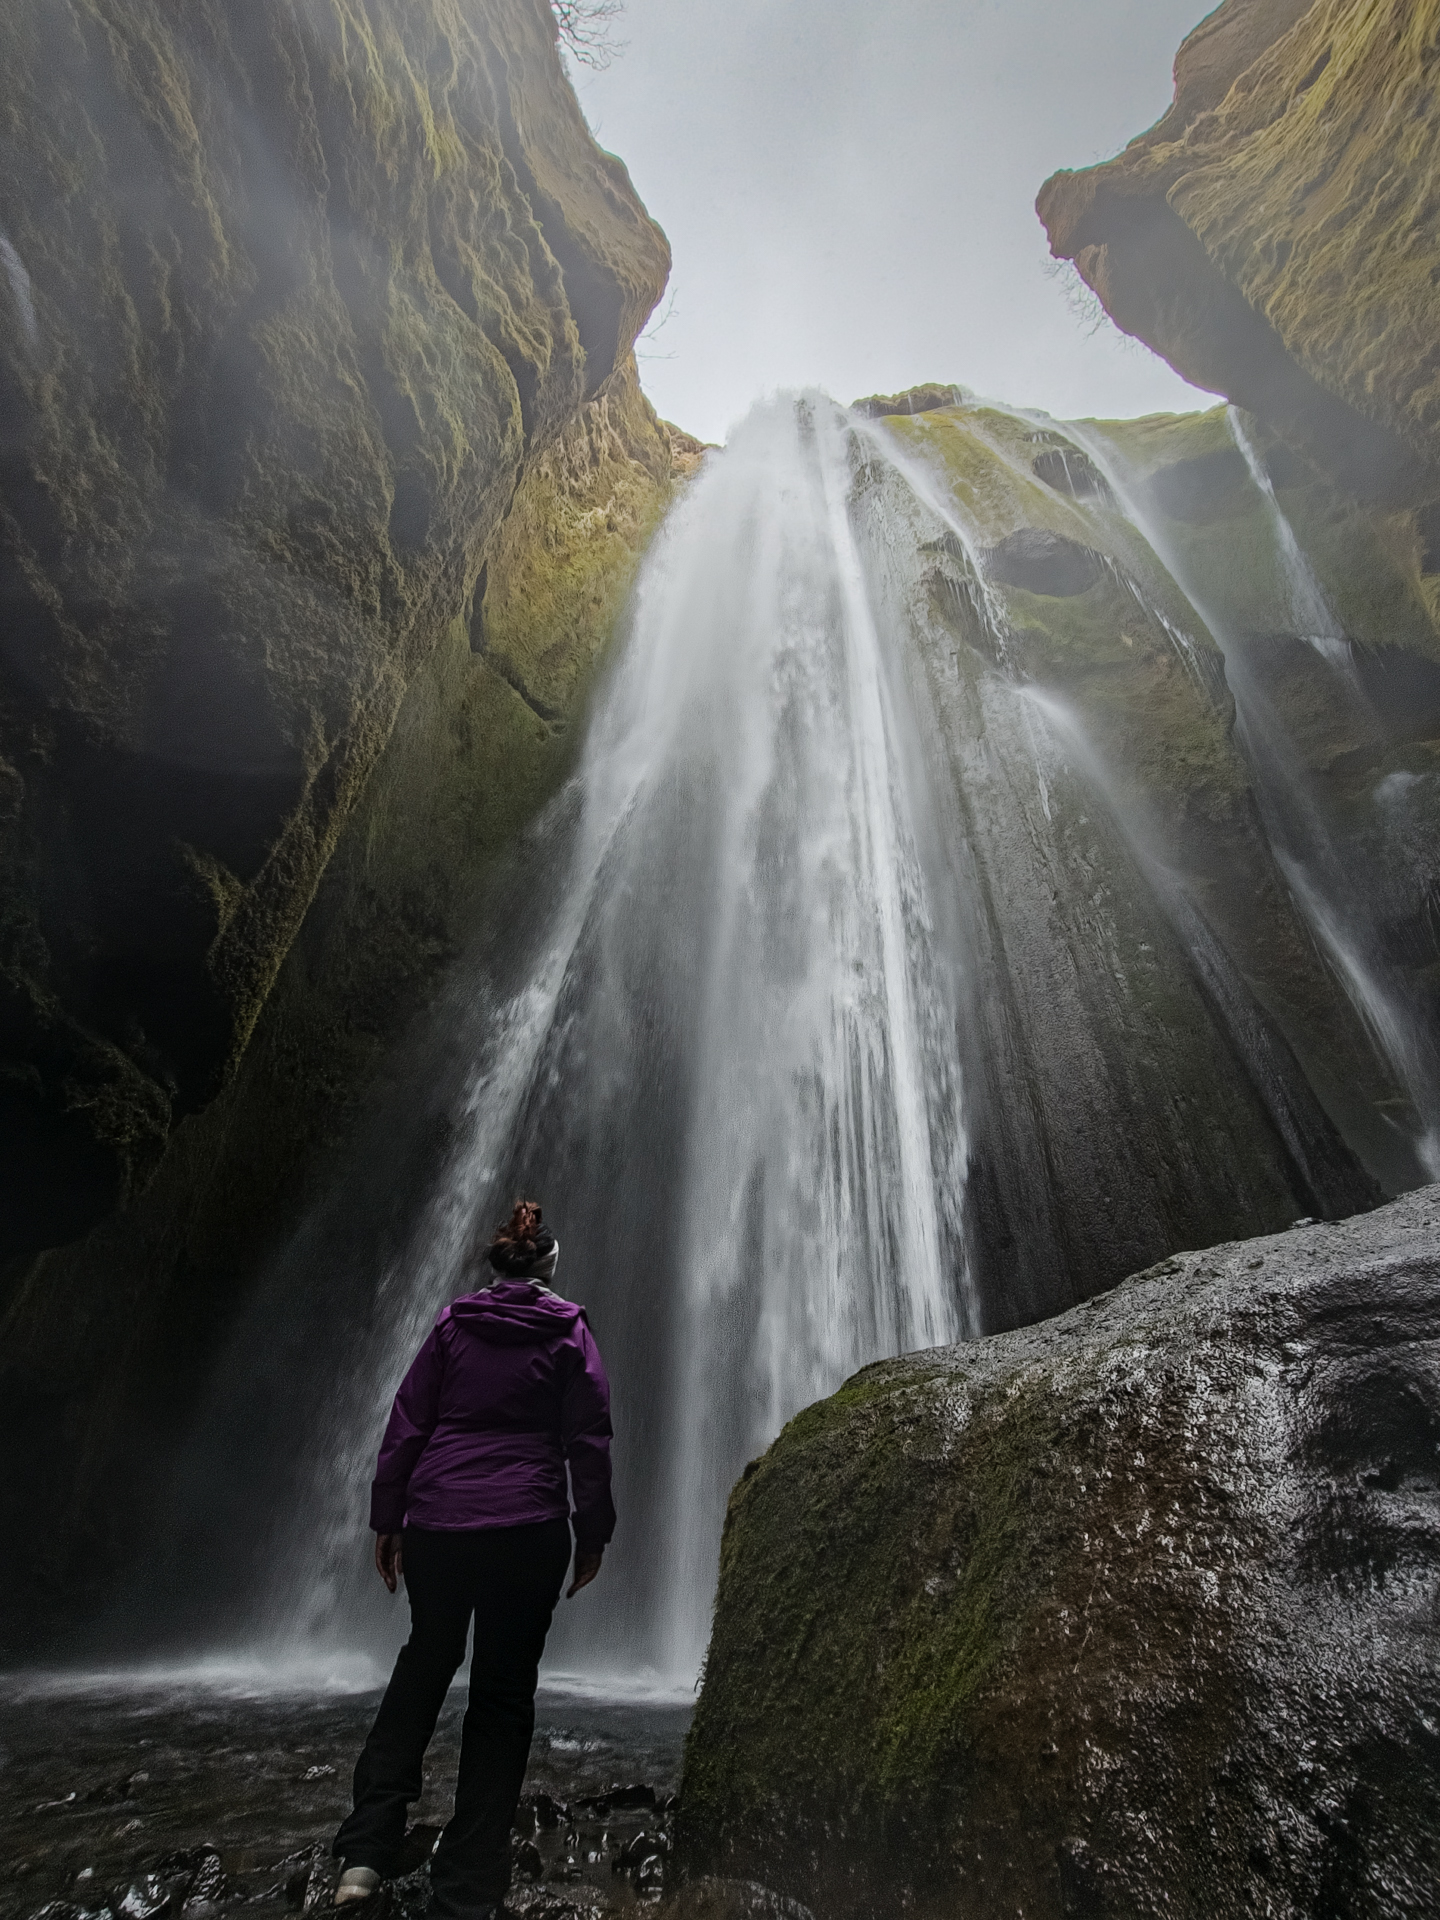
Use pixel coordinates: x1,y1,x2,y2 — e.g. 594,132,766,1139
0,0,689,1645
0,347,691,1646
0,0,669,1266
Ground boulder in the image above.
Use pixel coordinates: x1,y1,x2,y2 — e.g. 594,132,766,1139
680,1187,1440,1917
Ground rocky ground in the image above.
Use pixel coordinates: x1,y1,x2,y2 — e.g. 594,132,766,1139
0,1684,691,1920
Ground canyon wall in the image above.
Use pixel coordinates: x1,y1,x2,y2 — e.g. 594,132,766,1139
0,0,681,1641
0,0,668,1268
1038,0,1440,520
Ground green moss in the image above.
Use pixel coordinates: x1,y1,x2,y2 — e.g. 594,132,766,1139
1041,2,1440,492
482,356,674,717
0,0,671,1259
688,1353,1055,1818
681,1318,1254,1913
1096,405,1236,477
0,333,679,1634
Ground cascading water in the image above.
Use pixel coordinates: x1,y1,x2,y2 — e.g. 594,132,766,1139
274,395,974,1687
156,384,1403,1698
1227,407,1351,670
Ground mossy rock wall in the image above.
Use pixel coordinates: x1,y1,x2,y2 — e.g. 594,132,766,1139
1037,0,1440,527
0,331,683,1640
840,400,1391,1328
0,0,668,1265
679,1187,1440,1918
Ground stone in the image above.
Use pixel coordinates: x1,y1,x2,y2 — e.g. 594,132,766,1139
613,1830,669,1875
1030,447,1112,505
851,384,970,420
981,528,1105,598
113,1878,175,1920
517,1792,571,1832
604,1785,658,1811
512,1839,545,1884
679,1186,1440,1918
151,1852,223,1906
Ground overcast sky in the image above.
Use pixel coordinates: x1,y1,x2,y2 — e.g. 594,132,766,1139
571,0,1216,442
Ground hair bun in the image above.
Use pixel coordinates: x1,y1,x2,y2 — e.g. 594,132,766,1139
486,1198,555,1276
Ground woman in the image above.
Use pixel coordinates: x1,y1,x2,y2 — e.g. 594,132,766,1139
332,1200,615,1919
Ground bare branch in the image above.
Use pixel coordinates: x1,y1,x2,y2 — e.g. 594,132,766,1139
552,0,627,71
637,285,679,362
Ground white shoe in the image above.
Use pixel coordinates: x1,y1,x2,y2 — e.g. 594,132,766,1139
335,1867,381,1907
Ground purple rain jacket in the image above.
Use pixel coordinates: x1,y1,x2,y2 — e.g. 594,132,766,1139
368,1278,616,1550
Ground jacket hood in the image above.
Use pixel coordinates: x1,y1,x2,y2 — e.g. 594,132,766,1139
448,1279,584,1346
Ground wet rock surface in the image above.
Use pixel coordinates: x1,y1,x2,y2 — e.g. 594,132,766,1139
850,384,969,421
0,0,669,1261
680,1187,1440,1918
981,528,1104,598
0,1685,689,1920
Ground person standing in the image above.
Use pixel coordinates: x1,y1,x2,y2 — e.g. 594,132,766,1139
332,1200,614,1919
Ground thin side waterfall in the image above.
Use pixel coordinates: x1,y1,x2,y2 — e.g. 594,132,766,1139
1227,406,1353,673
273,394,974,1687
1070,416,1440,1180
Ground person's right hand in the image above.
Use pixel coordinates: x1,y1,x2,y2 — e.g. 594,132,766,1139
567,1548,603,1598
375,1532,404,1593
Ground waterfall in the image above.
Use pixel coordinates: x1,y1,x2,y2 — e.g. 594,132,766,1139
163,386,1405,1696
275,395,974,1687
1227,406,1351,671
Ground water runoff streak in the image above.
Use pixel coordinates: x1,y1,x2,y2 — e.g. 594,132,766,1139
1070,415,1440,1182
283,395,973,1688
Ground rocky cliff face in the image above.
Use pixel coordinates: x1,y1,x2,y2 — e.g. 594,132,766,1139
0,0,668,1266
0,0,687,1640
680,1186,1440,1918
853,389,1440,1285
0,341,689,1640
1038,0,1440,532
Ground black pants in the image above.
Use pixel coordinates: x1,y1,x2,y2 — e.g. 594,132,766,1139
334,1519,572,1916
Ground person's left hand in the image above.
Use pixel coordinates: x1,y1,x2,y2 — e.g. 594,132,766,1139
567,1548,603,1598
375,1532,404,1592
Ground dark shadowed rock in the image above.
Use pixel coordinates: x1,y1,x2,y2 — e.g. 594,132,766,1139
0,0,670,1261
851,384,970,420
0,3,680,1644
1030,446,1113,504
1037,0,1440,513
982,528,1105,597
680,1186,1440,1918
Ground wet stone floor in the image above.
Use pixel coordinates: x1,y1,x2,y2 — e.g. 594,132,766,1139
0,1683,691,1920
